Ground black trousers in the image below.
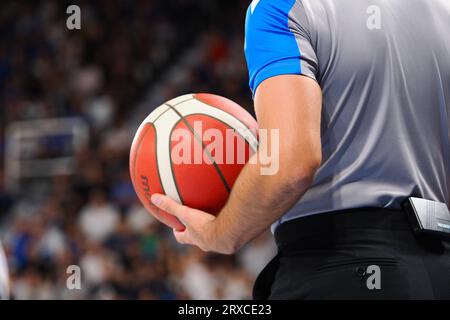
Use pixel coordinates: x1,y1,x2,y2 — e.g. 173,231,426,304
253,208,450,300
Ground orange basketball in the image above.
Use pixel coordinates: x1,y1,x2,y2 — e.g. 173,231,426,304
130,93,258,230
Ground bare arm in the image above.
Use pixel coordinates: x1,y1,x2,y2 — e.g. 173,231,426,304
151,75,322,254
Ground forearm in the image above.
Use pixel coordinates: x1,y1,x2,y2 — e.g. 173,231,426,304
213,76,322,254
213,153,315,254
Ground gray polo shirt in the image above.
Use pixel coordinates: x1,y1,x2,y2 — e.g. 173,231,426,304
244,0,450,228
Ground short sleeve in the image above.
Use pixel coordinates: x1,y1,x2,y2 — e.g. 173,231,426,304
244,0,318,95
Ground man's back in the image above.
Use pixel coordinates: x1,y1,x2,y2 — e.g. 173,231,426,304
246,0,450,224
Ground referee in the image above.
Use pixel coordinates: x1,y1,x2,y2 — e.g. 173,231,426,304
151,0,450,299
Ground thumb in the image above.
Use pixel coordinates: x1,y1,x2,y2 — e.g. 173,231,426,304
151,194,189,224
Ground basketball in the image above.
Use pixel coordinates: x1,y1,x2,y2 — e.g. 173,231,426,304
130,93,258,230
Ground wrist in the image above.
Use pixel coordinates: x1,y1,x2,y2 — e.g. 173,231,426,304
210,212,239,255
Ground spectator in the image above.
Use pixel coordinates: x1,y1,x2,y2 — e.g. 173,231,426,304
78,189,120,242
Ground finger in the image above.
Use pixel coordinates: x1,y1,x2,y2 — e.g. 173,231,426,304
173,229,190,245
147,203,168,216
151,194,189,223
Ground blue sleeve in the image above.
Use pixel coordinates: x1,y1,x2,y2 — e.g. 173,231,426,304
244,0,317,95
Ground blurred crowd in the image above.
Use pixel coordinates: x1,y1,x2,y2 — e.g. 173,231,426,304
0,1,276,299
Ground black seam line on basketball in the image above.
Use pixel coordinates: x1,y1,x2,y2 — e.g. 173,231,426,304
168,120,186,205
193,95,258,146
152,97,195,124
184,112,258,153
168,97,196,107
167,106,231,194
152,107,173,124
166,103,231,193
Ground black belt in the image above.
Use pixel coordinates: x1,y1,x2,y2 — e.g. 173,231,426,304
274,207,412,253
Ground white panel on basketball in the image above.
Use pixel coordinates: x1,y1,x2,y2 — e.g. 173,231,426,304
131,94,193,147
146,104,171,123
165,94,194,106
174,99,259,152
153,108,183,204
131,104,171,147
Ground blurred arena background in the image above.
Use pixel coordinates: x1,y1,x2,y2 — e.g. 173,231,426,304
0,0,276,299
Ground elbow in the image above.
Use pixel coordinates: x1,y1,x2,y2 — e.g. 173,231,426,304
293,157,321,188
279,152,321,191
